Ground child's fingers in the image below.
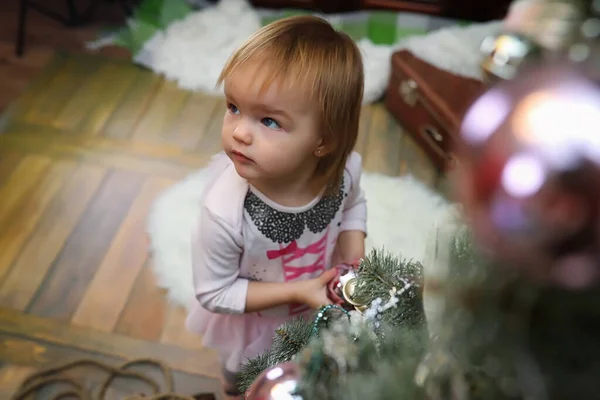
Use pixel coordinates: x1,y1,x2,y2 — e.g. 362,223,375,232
318,293,335,308
320,268,338,283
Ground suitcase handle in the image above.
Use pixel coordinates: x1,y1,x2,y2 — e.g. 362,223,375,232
419,125,458,169
419,124,451,159
399,77,458,170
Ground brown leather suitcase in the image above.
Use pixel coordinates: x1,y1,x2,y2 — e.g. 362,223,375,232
384,50,486,170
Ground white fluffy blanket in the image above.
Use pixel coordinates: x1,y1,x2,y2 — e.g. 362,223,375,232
128,0,502,104
146,167,458,311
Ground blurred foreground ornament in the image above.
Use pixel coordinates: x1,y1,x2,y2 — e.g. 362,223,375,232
504,0,591,51
456,59,600,288
480,0,600,82
245,362,302,400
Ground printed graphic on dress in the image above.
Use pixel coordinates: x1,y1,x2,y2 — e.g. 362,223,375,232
266,230,329,316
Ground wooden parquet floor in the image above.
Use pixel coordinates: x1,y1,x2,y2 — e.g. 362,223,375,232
0,47,438,398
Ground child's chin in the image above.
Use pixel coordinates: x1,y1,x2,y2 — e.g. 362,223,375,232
232,162,258,180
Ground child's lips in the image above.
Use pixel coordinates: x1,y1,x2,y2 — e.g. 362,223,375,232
232,150,253,163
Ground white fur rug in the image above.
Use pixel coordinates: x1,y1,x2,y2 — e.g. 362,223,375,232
117,0,503,104
146,166,458,311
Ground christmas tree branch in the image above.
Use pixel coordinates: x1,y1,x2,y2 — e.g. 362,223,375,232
237,248,426,393
353,249,425,327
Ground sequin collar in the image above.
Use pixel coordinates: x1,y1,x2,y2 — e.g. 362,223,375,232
244,182,345,244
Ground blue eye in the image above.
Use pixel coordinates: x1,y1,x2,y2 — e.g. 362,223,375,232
261,117,281,130
227,103,239,114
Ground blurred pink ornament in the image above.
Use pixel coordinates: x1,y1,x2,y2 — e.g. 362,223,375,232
245,362,302,400
455,60,600,288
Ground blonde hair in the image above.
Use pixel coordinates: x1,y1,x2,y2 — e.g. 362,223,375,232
217,15,364,194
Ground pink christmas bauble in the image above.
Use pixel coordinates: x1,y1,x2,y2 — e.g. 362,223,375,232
455,60,600,288
245,362,302,400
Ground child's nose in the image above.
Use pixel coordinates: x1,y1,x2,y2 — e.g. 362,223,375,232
233,119,253,145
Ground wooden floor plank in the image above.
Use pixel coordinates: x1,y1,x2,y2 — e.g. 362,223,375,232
160,305,205,351
0,52,66,132
0,333,221,399
356,106,373,157
0,45,57,117
196,98,226,157
24,56,99,127
0,307,221,380
166,92,221,150
101,71,163,140
71,176,174,332
3,125,207,166
114,265,169,342
54,62,138,134
0,364,36,399
0,159,77,285
26,169,146,320
399,130,437,187
131,79,191,143
0,152,22,186
0,131,204,180
0,164,106,311
362,104,402,175
0,155,52,227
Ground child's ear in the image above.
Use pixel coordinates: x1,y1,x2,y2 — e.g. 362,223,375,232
314,145,326,157
314,138,333,157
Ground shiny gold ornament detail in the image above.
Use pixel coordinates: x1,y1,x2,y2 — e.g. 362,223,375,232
328,265,368,314
480,33,536,83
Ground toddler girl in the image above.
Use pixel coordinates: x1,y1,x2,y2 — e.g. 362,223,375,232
185,15,367,398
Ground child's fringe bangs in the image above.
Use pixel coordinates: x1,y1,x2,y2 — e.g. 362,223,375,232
216,44,325,98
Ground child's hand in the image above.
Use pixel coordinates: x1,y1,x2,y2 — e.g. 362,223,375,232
293,269,338,309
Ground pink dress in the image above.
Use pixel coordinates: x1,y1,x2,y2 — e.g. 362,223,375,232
186,151,367,373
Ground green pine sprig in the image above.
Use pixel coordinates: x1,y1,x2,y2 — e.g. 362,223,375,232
236,352,271,394
270,316,314,362
353,248,425,327
237,315,314,393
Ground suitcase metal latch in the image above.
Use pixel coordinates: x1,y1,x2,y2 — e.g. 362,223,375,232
399,79,418,106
